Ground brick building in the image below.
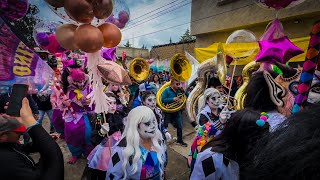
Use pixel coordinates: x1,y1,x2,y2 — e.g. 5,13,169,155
150,40,196,60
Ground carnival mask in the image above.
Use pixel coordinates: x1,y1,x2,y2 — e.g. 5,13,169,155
263,68,299,117
67,68,88,90
111,84,119,92
207,92,222,109
143,94,156,110
138,118,157,139
108,97,117,114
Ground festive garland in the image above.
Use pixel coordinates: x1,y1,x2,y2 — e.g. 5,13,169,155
196,122,218,151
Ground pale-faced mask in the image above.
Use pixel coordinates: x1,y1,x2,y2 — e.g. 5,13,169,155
138,118,157,139
207,92,222,109
112,84,119,92
143,94,156,110
108,97,117,114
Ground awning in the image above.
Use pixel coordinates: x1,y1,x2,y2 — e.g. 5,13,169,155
194,37,310,65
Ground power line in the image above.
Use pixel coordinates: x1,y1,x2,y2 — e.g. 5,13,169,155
152,15,186,28
125,0,191,30
128,0,182,23
123,0,192,31
121,3,255,41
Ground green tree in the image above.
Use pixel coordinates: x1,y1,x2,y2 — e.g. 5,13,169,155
169,37,172,43
179,29,196,43
124,40,131,47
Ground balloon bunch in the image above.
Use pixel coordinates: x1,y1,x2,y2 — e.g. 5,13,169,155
45,0,130,28
45,0,113,24
105,0,130,29
45,0,123,53
33,21,67,54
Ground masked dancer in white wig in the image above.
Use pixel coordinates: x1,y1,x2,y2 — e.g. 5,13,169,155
188,88,233,172
106,106,166,180
84,93,125,180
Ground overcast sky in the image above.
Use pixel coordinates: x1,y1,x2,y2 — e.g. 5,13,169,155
31,0,192,49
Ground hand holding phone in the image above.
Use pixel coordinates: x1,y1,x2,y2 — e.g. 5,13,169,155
6,84,29,117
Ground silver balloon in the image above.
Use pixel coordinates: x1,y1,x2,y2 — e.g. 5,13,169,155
225,30,257,59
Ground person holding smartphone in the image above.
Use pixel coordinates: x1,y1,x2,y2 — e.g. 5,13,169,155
0,98,64,180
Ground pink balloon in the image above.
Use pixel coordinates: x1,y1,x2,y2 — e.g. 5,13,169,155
104,0,130,29
106,15,116,24
118,11,129,24
255,36,304,64
101,47,117,61
114,19,126,29
43,34,67,54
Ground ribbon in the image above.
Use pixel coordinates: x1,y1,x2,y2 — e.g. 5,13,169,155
74,89,83,100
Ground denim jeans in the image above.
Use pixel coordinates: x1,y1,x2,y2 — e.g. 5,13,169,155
164,111,183,142
38,110,54,130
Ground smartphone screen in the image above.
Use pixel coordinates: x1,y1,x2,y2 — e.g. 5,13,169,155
6,84,29,117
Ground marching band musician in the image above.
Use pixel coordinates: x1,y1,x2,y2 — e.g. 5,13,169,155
161,78,189,147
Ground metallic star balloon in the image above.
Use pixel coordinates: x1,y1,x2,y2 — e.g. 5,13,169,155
97,61,131,85
255,36,304,64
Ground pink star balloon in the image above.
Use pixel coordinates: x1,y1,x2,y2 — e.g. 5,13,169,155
255,36,304,64
97,61,131,85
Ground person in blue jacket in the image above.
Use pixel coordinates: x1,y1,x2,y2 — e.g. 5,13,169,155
161,78,189,147
131,83,153,109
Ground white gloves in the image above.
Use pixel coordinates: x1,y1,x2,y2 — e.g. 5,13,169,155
219,106,235,124
165,132,172,141
100,123,110,135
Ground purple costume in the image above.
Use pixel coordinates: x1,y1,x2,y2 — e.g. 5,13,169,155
64,86,94,157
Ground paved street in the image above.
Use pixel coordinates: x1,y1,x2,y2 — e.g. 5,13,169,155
33,111,196,180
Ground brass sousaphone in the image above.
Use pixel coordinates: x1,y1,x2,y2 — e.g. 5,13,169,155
129,58,150,81
186,44,227,122
156,53,192,113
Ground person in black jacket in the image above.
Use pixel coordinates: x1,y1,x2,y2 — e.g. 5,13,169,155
0,98,64,180
0,93,40,143
84,93,125,180
32,93,54,133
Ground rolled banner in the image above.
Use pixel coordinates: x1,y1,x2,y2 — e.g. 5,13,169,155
292,21,320,113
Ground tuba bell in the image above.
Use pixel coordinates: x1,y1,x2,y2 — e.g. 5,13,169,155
234,61,260,110
156,53,192,113
129,58,150,82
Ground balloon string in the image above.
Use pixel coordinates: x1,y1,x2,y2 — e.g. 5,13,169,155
226,59,237,109
103,111,112,155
